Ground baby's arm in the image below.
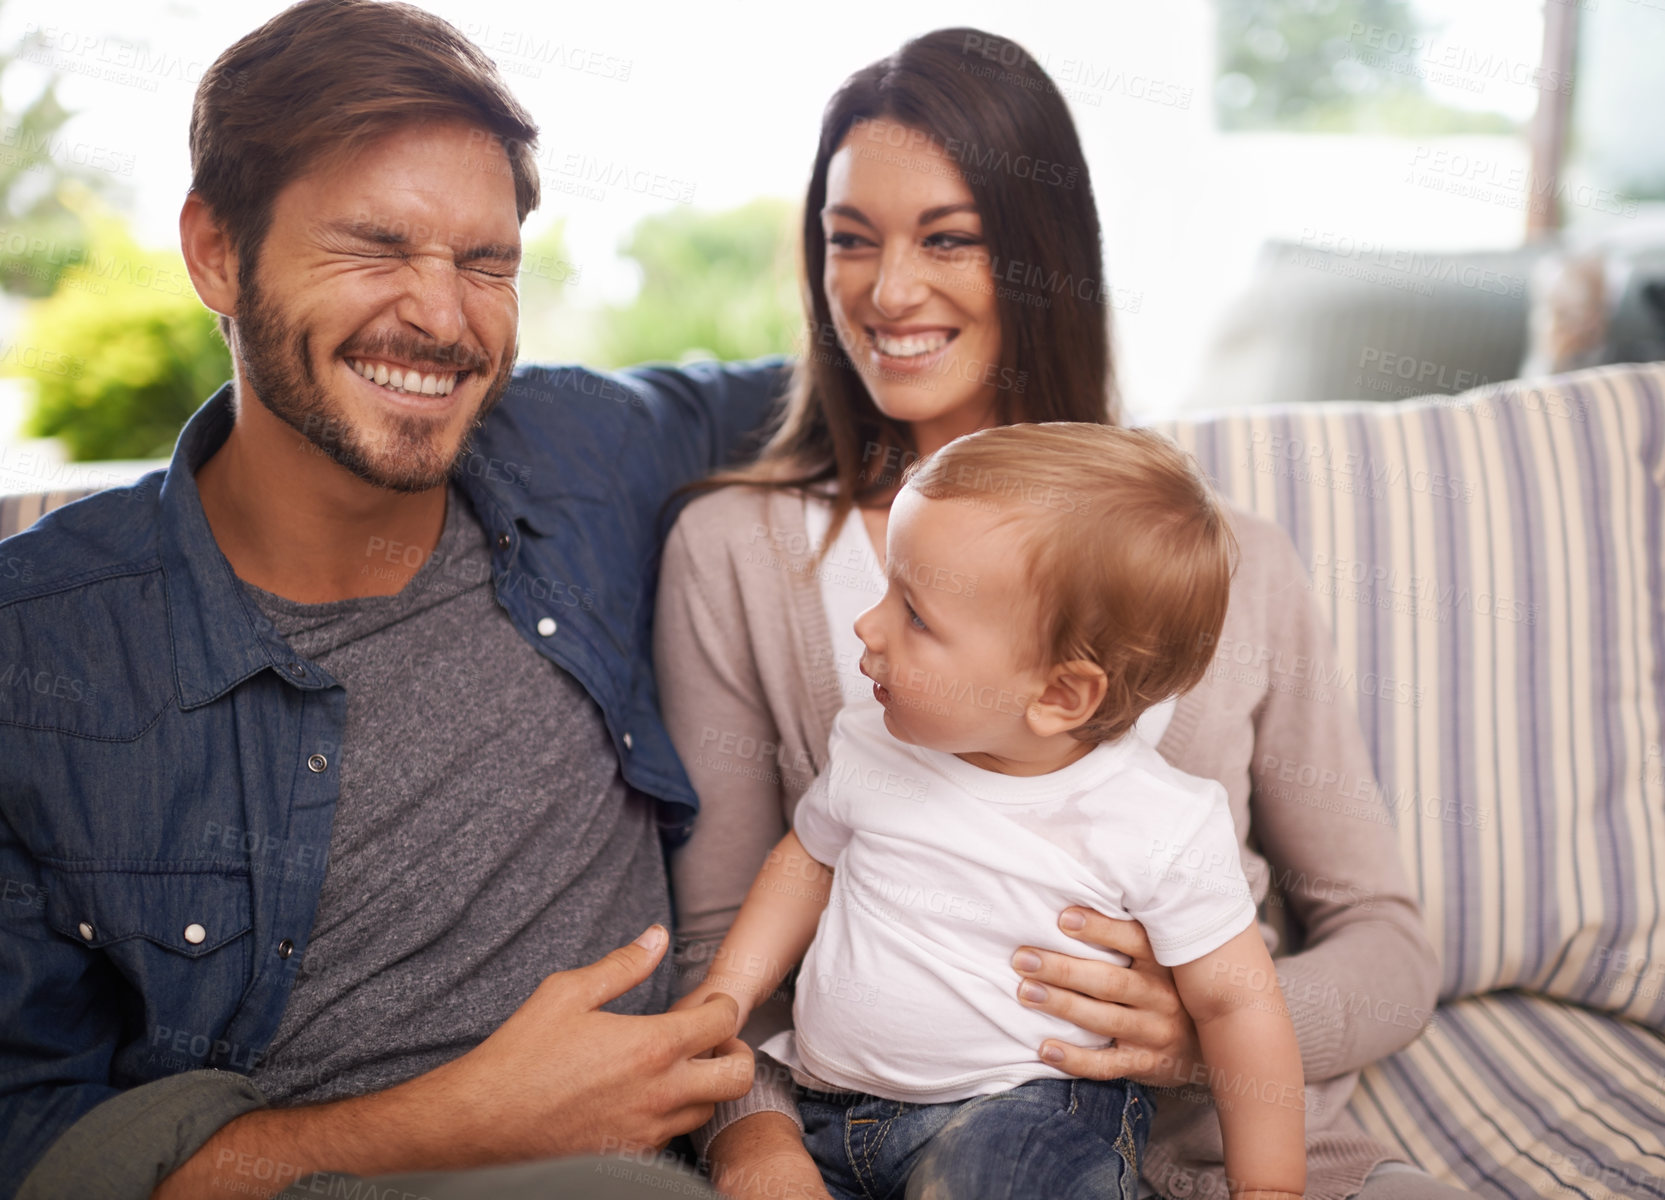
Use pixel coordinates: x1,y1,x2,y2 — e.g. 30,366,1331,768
1170,925,1306,1200
670,830,834,1033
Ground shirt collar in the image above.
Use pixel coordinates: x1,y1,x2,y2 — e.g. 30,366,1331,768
158,383,551,707
159,385,331,708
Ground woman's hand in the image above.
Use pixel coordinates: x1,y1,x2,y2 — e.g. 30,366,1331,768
1012,906,1206,1089
706,1111,832,1200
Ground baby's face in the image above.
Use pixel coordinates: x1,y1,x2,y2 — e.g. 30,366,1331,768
854,489,1044,756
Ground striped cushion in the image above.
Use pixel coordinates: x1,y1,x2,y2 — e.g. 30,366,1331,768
0,488,100,542
1157,362,1665,1027
1350,990,1665,1196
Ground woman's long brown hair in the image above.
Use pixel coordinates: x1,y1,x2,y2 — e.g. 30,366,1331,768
675,27,1121,556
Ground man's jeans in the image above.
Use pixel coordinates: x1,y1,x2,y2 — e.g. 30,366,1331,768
797,1076,1151,1200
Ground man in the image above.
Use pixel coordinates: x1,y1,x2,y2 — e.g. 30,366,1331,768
0,1,803,1196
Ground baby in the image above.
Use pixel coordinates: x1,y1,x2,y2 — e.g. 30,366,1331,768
675,423,1305,1200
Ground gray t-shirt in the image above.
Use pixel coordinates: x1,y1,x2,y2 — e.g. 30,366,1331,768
243,486,671,1105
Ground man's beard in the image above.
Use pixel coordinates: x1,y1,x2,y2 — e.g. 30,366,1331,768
233,267,516,493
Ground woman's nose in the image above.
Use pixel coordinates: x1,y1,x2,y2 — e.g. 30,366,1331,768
872,242,928,317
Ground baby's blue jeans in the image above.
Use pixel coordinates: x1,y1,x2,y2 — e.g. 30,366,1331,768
797,1075,1151,1200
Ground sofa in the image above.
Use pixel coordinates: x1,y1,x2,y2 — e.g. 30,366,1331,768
3,361,1662,1198
1159,360,1665,1198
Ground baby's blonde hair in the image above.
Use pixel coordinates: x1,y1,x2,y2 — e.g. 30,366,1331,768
903,423,1236,742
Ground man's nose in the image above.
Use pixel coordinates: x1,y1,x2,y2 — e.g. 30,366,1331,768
395,257,469,347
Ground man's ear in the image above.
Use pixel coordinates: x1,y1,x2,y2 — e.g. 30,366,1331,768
1023,659,1108,738
179,192,240,323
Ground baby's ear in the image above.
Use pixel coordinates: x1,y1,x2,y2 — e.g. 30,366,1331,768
1025,659,1109,738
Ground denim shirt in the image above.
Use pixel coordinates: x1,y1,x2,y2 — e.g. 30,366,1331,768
0,358,785,1197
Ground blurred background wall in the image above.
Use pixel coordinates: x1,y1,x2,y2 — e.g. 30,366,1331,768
0,0,1656,488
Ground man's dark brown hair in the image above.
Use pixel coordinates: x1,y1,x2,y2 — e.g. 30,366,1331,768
190,0,541,340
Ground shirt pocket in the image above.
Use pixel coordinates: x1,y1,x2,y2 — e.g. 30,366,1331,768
41,863,255,1076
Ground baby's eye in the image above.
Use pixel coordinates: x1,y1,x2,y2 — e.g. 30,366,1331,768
904,600,927,631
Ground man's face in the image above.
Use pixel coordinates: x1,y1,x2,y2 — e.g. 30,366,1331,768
232,118,523,492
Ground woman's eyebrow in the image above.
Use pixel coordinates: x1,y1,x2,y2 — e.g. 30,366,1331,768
917,203,978,224
823,202,980,229
822,203,874,228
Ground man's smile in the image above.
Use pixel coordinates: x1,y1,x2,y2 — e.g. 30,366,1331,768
344,355,470,398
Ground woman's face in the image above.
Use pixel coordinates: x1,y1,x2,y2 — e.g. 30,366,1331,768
821,118,1003,452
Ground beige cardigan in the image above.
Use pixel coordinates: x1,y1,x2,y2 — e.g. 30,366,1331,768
653,483,1441,1200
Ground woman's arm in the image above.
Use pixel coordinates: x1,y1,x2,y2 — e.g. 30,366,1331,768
653,507,829,1199
1230,523,1441,1079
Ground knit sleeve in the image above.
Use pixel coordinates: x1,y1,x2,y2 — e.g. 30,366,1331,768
1236,517,1442,1082
652,498,804,1156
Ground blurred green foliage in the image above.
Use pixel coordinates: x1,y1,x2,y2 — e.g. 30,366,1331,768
15,203,230,460
0,3,119,297
18,198,801,462
596,198,801,366
1215,0,1520,134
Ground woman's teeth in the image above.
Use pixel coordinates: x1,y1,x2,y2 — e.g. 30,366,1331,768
346,357,459,397
872,331,950,359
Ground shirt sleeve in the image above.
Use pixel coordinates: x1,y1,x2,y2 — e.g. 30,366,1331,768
1132,781,1258,968
623,357,789,528
16,1070,267,1200
790,769,848,867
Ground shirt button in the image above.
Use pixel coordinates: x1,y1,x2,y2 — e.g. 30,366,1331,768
536,616,557,637
183,923,206,945
287,663,308,680
622,732,634,751
496,532,511,550
277,939,295,959
77,921,95,941
307,753,329,773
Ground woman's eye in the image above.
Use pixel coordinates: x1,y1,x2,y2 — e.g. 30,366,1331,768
923,233,979,252
827,231,868,250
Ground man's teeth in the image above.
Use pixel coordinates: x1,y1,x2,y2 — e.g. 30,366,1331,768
346,358,459,397
873,331,950,359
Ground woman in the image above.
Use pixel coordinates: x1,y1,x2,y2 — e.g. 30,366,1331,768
654,28,1452,1200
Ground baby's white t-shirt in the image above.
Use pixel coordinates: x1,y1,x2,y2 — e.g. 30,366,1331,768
759,702,1256,1103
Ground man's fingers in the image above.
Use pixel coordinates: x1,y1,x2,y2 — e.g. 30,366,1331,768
564,925,669,1011
655,1101,719,1143
1059,907,1151,962
665,991,743,1054
684,1038,757,1102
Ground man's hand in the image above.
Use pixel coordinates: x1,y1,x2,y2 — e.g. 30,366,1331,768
706,1112,831,1200
669,984,745,1059
155,925,754,1197
425,923,755,1156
